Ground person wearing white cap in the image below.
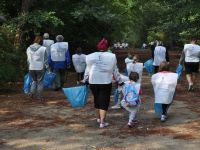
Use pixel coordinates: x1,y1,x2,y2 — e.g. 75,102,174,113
49,35,71,90
43,33,54,56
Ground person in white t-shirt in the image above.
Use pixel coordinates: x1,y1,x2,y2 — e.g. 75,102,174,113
83,38,123,128
125,53,133,76
151,61,178,122
72,47,86,84
179,38,200,91
153,42,169,73
43,33,54,56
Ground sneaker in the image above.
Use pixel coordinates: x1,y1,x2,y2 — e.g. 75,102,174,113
111,104,121,109
127,122,133,128
99,122,109,128
188,85,194,92
161,115,167,122
132,119,138,124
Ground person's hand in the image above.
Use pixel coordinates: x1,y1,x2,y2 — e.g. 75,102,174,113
118,82,124,86
46,66,51,72
80,80,89,85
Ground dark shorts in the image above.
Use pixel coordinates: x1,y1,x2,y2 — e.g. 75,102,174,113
90,83,112,111
184,62,199,74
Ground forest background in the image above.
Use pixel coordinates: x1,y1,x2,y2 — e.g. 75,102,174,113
0,0,200,84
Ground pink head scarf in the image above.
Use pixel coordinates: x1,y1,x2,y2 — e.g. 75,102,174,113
97,38,108,51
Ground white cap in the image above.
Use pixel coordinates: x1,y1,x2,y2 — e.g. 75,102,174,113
43,33,49,39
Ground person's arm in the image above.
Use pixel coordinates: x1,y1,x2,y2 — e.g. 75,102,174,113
166,48,169,62
48,52,53,69
179,50,185,65
151,45,155,60
44,49,49,70
26,49,30,69
113,58,123,85
65,48,71,68
82,63,91,84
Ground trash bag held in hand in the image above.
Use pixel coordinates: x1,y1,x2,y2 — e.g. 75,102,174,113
63,85,88,108
176,64,183,79
23,73,32,94
43,71,56,88
154,103,163,116
144,59,153,74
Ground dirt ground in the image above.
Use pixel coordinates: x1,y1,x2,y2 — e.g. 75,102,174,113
0,49,200,150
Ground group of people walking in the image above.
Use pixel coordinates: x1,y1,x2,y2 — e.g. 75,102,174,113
26,33,70,101
26,35,200,129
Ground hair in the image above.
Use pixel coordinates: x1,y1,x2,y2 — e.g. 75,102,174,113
76,47,82,54
159,61,169,72
191,37,197,43
133,54,139,62
56,35,64,42
33,36,43,45
129,72,139,82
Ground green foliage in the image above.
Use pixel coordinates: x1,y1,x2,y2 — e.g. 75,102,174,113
0,27,20,83
1,0,200,84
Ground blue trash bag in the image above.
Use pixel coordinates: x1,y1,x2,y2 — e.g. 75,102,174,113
124,68,128,76
176,64,183,79
114,89,119,104
154,103,163,117
63,85,88,108
43,71,56,88
23,73,32,94
144,59,153,74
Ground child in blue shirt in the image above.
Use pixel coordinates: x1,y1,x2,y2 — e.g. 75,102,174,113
121,72,141,128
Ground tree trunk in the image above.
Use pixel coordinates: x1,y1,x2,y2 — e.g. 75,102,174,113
14,0,34,48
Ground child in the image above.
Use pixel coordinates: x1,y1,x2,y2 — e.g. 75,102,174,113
72,47,86,84
151,61,178,122
121,72,141,127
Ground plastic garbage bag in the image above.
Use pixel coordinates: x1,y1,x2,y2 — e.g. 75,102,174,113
43,71,56,88
176,64,183,79
154,103,163,116
63,85,88,108
144,59,153,74
23,73,32,94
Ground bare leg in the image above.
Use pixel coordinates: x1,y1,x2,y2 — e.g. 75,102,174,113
192,73,196,85
186,74,193,86
99,109,107,123
96,109,100,120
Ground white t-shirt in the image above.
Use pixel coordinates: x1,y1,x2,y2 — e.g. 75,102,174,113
27,45,46,70
153,46,166,66
151,72,178,104
50,42,68,61
184,44,200,62
43,39,54,55
84,52,117,84
127,62,143,83
72,54,86,73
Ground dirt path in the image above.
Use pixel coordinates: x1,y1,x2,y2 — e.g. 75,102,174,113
0,50,200,150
